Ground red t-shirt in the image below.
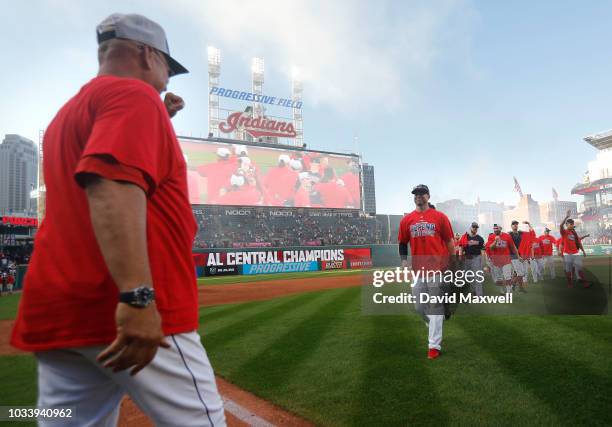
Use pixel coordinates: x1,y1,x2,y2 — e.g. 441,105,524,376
531,239,542,258
397,208,454,271
538,235,556,256
517,230,535,258
197,159,237,201
11,76,198,352
315,181,353,208
293,187,311,207
560,229,579,254
485,232,515,267
264,166,298,203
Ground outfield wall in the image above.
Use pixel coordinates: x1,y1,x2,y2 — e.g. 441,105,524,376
194,244,612,277
193,246,374,277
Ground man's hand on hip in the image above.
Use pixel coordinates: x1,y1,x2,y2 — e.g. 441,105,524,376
97,302,170,376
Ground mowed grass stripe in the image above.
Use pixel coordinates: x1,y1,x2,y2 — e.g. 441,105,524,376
0,293,21,320
513,316,612,377
349,315,452,426
0,355,37,427
458,316,612,426
427,319,562,426
201,290,328,350
198,269,373,286
541,315,612,346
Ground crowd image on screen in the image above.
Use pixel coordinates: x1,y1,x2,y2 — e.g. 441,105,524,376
187,143,361,210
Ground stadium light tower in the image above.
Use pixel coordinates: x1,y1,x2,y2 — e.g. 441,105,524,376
292,66,304,147
207,46,221,137
251,57,265,120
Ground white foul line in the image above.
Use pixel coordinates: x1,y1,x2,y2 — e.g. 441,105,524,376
222,397,275,427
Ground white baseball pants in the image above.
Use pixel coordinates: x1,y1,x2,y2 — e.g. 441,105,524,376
412,278,444,350
35,331,226,427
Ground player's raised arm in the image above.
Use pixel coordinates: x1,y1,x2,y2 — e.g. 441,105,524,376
560,210,571,233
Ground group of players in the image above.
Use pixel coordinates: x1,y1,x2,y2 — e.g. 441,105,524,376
455,210,588,296
0,257,17,296
188,144,361,209
398,185,589,361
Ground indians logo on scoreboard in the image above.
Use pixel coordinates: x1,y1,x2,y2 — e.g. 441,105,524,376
219,112,297,139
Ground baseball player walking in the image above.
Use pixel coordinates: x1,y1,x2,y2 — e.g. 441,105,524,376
485,224,521,294
398,185,456,360
11,14,226,426
508,220,528,291
538,228,557,279
559,210,588,288
459,222,486,296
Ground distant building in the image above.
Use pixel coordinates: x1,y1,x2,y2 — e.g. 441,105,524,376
0,134,38,215
477,201,507,231
502,194,542,230
437,199,479,231
539,200,578,229
361,163,376,215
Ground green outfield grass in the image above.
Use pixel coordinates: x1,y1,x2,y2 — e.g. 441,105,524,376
1,258,610,426
197,268,374,286
199,286,612,426
0,293,21,321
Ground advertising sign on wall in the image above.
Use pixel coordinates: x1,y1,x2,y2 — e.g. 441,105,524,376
242,261,319,275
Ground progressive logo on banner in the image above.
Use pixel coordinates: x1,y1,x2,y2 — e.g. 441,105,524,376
242,261,319,275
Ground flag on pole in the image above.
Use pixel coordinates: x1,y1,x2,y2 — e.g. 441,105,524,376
513,176,524,198
552,187,558,201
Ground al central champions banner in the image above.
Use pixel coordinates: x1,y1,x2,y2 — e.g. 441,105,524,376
194,247,372,276
204,248,347,266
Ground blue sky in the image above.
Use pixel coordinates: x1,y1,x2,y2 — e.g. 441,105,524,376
1,0,610,214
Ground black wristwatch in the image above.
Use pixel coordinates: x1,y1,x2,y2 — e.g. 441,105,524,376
119,286,155,308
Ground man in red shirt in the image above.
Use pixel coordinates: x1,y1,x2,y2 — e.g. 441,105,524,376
314,167,354,208
485,224,521,294
530,234,543,282
538,228,557,279
398,184,455,360
263,154,298,205
11,14,225,426
197,147,237,202
559,210,587,288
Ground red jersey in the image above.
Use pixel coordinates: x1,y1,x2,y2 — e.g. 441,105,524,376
293,187,311,207
538,235,556,256
264,166,298,203
517,230,536,258
12,76,198,352
485,232,516,267
186,170,201,204
560,228,579,254
531,239,543,258
315,181,353,208
397,208,454,271
197,159,237,201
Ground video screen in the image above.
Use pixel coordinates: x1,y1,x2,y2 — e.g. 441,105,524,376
180,139,361,209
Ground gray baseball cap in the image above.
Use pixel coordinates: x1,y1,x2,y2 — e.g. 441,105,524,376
96,13,188,77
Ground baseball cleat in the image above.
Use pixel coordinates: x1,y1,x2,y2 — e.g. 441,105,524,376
427,348,440,360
